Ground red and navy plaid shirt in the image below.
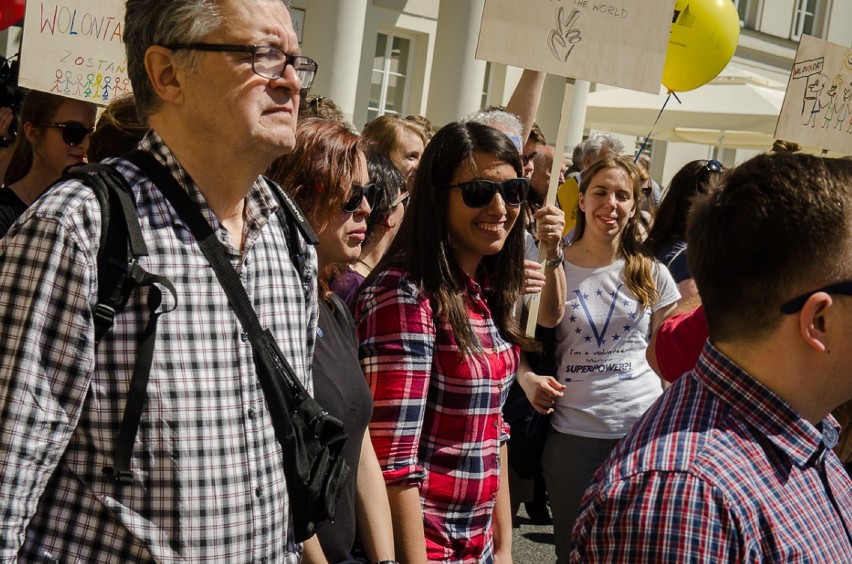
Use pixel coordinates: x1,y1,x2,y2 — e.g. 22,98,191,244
356,266,518,563
570,341,852,562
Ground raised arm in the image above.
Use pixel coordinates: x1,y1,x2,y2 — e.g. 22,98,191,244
506,70,546,144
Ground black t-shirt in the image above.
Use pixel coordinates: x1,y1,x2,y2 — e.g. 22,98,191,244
313,295,374,562
0,187,27,238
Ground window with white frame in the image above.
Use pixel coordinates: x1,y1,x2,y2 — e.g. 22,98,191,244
368,32,413,121
732,0,756,29
791,0,823,40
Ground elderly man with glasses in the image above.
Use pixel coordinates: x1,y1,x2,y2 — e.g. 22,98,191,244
0,0,321,561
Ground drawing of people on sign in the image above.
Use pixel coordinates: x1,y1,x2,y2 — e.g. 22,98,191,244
803,72,828,127
776,36,852,153
837,80,851,131
821,75,841,129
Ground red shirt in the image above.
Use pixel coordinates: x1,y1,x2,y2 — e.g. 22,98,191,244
655,305,708,382
356,266,518,562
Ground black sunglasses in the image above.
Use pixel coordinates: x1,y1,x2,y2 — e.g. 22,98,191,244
43,121,94,146
342,183,376,213
696,159,723,182
445,178,529,208
779,280,852,314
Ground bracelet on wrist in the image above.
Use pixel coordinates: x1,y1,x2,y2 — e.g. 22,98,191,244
544,246,564,268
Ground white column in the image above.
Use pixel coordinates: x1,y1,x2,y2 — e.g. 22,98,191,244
426,0,487,127
298,0,368,123
564,79,590,153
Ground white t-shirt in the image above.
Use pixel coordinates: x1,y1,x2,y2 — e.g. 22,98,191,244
551,258,679,439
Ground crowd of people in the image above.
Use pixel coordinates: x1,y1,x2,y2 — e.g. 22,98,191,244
0,0,850,563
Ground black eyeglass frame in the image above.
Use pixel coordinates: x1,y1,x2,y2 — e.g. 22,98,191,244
42,121,95,146
779,280,852,314
342,183,376,214
164,43,318,91
444,178,529,208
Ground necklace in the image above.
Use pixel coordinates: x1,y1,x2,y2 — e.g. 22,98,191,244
355,258,374,273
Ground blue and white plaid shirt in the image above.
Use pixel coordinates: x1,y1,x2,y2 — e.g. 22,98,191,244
0,132,317,563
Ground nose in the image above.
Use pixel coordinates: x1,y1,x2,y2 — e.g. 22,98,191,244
487,191,508,214
271,61,302,92
357,194,372,216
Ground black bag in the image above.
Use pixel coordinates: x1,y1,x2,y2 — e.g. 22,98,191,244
504,324,557,480
122,150,349,542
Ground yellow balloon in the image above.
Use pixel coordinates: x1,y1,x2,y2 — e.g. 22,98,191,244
662,0,740,92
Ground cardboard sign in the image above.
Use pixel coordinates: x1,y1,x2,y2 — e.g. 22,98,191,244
476,0,673,94
18,0,130,104
775,35,852,155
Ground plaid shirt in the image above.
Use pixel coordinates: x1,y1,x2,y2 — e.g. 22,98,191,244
570,341,852,562
0,132,317,563
356,267,518,563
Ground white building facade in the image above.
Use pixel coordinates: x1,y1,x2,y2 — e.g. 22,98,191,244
293,0,851,184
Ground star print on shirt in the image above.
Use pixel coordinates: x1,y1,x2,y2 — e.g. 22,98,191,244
612,333,620,341
569,315,577,323
584,335,592,342
596,289,603,296
623,324,631,331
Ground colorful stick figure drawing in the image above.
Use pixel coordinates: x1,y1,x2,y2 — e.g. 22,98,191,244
804,72,828,128
51,69,63,93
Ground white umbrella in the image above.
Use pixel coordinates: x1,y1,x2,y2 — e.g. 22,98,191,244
584,75,786,150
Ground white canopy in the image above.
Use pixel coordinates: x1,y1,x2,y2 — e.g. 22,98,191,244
584,74,786,150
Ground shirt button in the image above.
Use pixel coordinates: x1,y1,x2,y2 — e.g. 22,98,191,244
493,420,499,428
241,331,249,342
496,383,504,390
247,408,255,420
255,486,263,498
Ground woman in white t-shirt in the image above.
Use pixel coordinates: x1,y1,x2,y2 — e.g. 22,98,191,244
519,154,679,562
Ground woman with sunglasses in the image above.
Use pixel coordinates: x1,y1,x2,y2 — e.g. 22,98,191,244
646,159,723,301
356,121,543,563
267,118,395,564
521,155,680,563
0,91,95,237
332,153,408,312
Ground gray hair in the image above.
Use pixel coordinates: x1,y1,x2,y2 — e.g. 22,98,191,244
124,0,290,122
461,108,523,150
582,131,625,162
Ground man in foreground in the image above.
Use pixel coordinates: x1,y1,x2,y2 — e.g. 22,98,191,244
0,0,318,560
570,152,852,561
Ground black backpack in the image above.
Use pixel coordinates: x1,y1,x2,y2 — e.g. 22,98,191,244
60,153,347,541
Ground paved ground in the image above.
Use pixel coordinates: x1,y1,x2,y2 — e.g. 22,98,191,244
511,505,556,563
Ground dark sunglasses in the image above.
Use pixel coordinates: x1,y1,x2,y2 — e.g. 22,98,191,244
445,178,529,208
43,121,94,146
695,159,723,182
342,182,376,213
391,191,410,207
779,280,852,314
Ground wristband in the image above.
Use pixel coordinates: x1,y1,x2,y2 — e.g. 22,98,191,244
544,246,564,268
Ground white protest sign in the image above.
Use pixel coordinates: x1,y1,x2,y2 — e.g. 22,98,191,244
775,35,852,155
476,0,674,94
18,0,130,104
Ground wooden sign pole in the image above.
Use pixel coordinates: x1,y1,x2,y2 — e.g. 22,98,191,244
526,77,574,336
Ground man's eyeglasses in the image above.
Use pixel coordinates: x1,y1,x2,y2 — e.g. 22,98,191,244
444,178,529,208
779,280,852,313
342,183,376,213
696,159,723,183
165,43,318,92
521,151,537,166
43,121,94,146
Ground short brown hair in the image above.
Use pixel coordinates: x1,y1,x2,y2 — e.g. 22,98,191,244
687,153,852,342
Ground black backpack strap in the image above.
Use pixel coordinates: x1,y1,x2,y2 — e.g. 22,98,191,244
61,159,177,484
263,177,318,287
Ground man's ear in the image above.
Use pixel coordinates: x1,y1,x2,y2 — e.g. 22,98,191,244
799,292,833,353
144,46,184,105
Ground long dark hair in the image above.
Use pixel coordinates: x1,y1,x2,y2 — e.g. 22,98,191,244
3,91,68,186
370,121,536,354
647,159,721,256
573,155,659,309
